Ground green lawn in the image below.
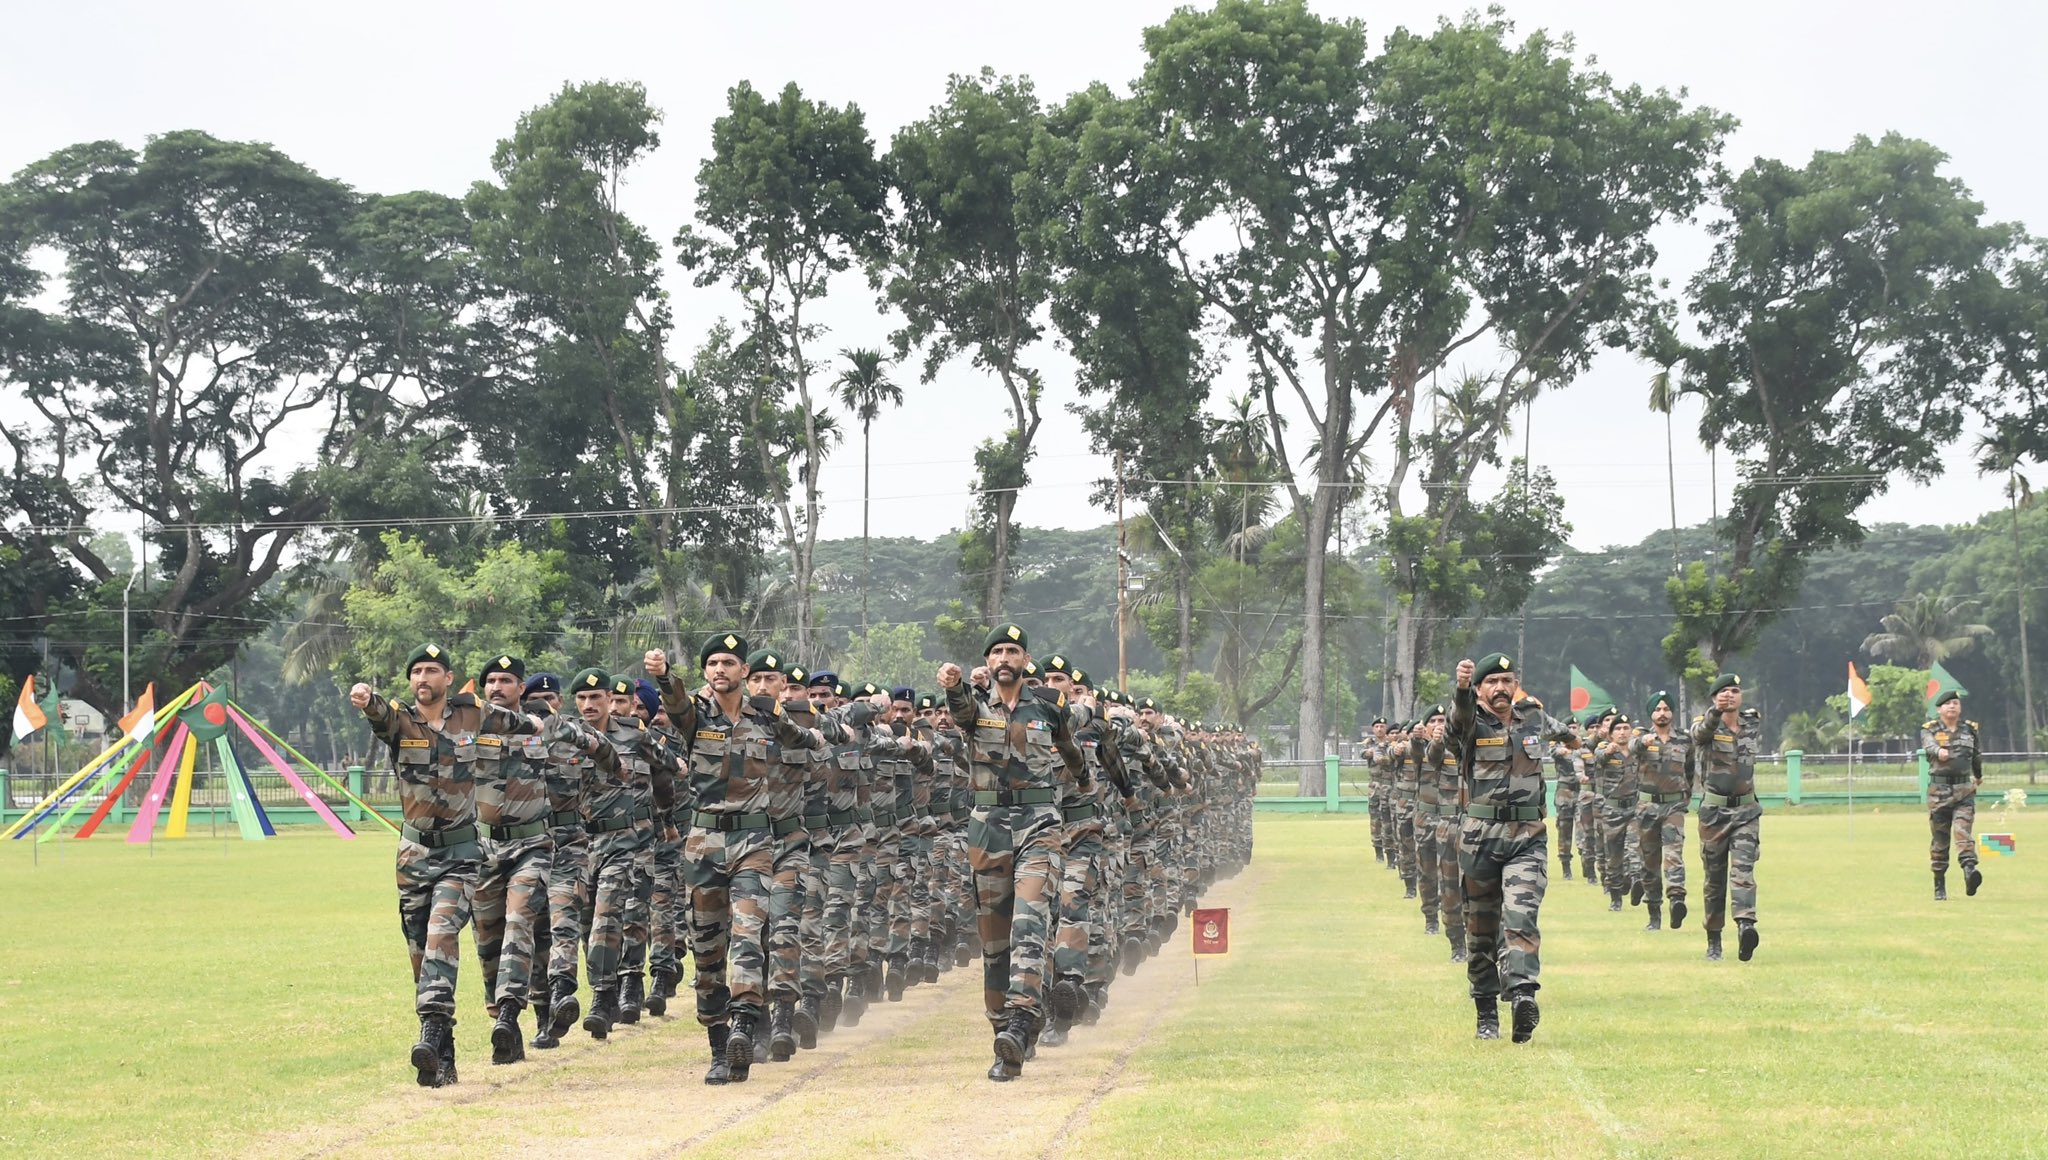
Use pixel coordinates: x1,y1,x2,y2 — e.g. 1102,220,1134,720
0,809,2040,1157
1072,807,2045,1158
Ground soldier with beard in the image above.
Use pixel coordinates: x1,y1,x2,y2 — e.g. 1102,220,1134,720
470,654,555,1064
939,624,1087,1081
1629,691,1693,931
1692,674,1765,963
1039,657,1129,1047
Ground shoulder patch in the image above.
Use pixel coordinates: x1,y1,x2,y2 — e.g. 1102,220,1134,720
398,738,430,748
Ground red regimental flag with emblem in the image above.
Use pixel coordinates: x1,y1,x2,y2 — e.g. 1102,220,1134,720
1192,907,1230,955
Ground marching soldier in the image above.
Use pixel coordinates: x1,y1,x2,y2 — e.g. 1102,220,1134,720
1590,714,1640,913
1921,691,1985,900
1629,691,1693,931
1692,674,1764,962
471,654,555,1064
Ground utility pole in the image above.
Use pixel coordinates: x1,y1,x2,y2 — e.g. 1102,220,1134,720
1115,450,1129,691
2012,484,2037,781
123,565,139,713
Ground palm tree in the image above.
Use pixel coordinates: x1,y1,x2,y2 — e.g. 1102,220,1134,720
1862,593,1995,669
833,348,902,635
1648,361,1682,571
1978,422,2037,762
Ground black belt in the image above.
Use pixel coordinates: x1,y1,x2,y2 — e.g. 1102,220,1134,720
1063,802,1101,823
872,806,900,828
1700,791,1759,808
586,814,642,835
484,818,549,842
402,822,478,849
975,787,1058,807
802,813,831,831
692,810,772,832
771,816,805,837
1930,773,1975,784
827,809,861,827
1603,793,1637,806
550,809,582,829
1639,790,1689,805
1465,804,1543,822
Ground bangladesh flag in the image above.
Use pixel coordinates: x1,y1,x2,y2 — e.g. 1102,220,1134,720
179,683,234,743
1924,661,1968,712
1569,665,1615,718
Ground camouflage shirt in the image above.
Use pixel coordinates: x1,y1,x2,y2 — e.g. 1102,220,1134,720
1629,730,1693,796
1447,685,1576,814
1590,739,1638,801
476,710,553,829
361,692,538,833
658,681,826,820
1689,712,1761,798
943,681,1085,796
1921,718,1984,780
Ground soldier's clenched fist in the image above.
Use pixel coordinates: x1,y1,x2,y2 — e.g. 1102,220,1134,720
644,649,668,677
1455,658,1475,690
350,682,373,710
937,662,962,690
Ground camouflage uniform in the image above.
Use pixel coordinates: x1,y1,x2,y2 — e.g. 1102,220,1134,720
1445,662,1575,1040
1921,710,1984,896
1410,730,1443,933
1424,734,1466,961
1390,730,1421,896
472,685,555,1031
1591,733,1641,909
537,696,601,1033
1691,692,1763,961
1549,744,1579,880
579,690,676,1031
1629,717,1692,929
944,638,1086,1079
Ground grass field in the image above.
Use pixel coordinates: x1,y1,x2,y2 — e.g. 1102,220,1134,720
0,808,2040,1157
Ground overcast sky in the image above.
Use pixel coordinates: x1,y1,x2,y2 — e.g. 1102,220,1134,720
7,0,2043,553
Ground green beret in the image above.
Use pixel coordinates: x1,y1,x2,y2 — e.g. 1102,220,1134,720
854,681,881,698
1474,652,1515,676
1137,697,1157,711
1709,673,1742,697
916,694,936,711
700,631,749,668
1425,704,1447,721
477,653,524,682
1934,689,1961,708
1022,661,1040,678
1100,689,1124,706
405,643,453,674
832,681,849,699
983,623,1028,655
1612,714,1631,727
745,648,786,673
1645,690,1675,716
568,667,610,695
609,676,634,697
1041,653,1072,674
1073,668,1092,688
786,665,807,684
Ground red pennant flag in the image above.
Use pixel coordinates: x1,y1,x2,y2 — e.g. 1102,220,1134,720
1192,907,1230,955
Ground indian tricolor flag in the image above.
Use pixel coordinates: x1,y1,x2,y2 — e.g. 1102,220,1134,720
13,675,50,740
1846,662,1872,719
118,682,158,740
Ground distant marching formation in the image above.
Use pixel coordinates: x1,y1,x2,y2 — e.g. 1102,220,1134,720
350,623,1259,1087
1359,653,1988,1042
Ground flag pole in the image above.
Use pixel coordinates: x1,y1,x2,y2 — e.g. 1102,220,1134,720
1846,718,1855,840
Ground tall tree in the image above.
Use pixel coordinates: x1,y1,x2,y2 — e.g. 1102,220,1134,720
1,132,486,710
1666,133,2016,686
1976,421,2038,754
1861,594,1993,669
881,68,1051,623
677,80,888,658
831,347,903,636
467,81,679,645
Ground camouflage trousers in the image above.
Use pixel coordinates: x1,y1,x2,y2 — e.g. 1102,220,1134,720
969,804,1064,1024
649,830,687,980
821,825,863,983
850,835,878,978
683,826,775,1022
1458,817,1547,998
1052,822,1106,984
1601,797,1642,895
1412,805,1440,924
1392,795,1419,882
585,827,653,986
396,837,477,1017
1574,791,1600,871
768,833,811,999
904,830,933,944
870,826,911,960
1633,800,1689,904
798,827,831,997
1120,836,1160,945
1927,781,1979,872
474,832,552,1013
1368,782,1389,853
1432,814,1465,946
1697,802,1762,933
620,835,656,979
937,825,975,942
1553,789,1577,868
541,832,591,985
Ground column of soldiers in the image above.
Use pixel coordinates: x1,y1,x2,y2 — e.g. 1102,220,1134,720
354,625,1257,1087
1354,656,1795,1045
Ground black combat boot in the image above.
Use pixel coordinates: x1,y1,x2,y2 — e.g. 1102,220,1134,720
1509,986,1541,1044
988,1055,1022,1082
842,968,868,1028
1449,931,1467,964
1644,902,1662,932
1120,938,1143,976
769,1000,797,1062
1559,851,1573,880
795,995,820,1050
956,927,976,968
1402,878,1417,900
1048,976,1083,1039
437,1019,458,1086
1934,871,1948,901
1083,982,1108,1025
490,1000,525,1065
619,972,644,1025
819,976,843,1033
1705,931,1723,961
1372,844,1385,865
548,977,580,1040
583,987,617,1040
726,1011,757,1083
1629,878,1645,907
1425,917,1440,937
1669,899,1688,929
1965,865,1983,896
1608,890,1623,912
411,1013,452,1087
648,969,675,1018
1581,856,1595,883
907,938,928,987
704,1024,731,1086
885,954,909,1002
923,939,943,983
530,995,557,1050
1737,920,1759,962
1474,996,1501,1040
994,1008,1034,1072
